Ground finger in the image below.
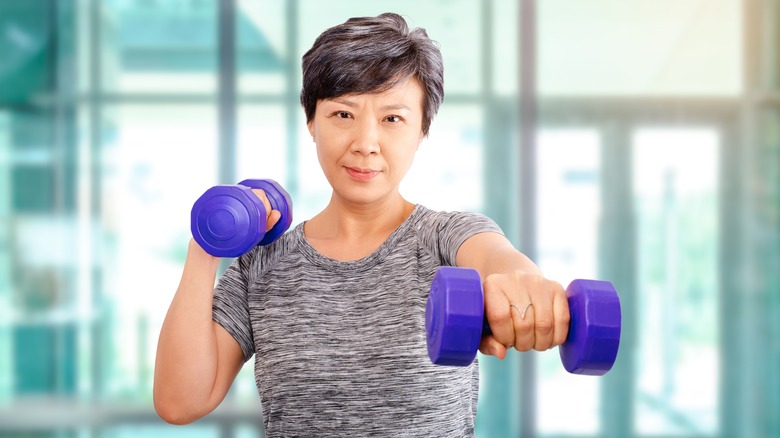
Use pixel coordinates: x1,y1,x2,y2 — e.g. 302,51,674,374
483,275,514,348
250,189,273,221
511,298,535,352
479,335,508,360
529,281,557,351
552,285,571,347
266,209,282,232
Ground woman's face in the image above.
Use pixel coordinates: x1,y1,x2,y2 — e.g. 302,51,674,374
308,77,425,207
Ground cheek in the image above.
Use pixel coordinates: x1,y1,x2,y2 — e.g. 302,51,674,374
388,143,419,174
315,141,336,171
316,138,351,180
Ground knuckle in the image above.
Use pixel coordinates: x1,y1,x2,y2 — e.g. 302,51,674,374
560,309,571,327
535,342,553,352
486,308,511,327
513,314,534,332
483,274,506,292
553,332,568,347
514,337,534,352
535,318,554,336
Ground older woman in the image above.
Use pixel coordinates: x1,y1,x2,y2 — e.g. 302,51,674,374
154,13,569,437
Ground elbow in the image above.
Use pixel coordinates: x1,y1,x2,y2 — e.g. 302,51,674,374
154,389,205,425
154,400,195,425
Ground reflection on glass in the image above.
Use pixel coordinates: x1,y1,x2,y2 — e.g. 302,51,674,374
633,128,719,435
237,0,287,94
103,0,217,93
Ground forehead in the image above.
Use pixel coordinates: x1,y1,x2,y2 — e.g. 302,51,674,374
321,77,424,109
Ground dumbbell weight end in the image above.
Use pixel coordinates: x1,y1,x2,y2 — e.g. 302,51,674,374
191,179,293,257
559,279,621,375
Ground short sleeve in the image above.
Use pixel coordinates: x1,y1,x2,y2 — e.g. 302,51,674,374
436,211,504,266
212,252,256,362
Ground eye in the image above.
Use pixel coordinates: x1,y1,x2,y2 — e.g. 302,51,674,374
384,115,404,123
333,111,352,119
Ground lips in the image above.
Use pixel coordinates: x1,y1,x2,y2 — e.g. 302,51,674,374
345,166,380,181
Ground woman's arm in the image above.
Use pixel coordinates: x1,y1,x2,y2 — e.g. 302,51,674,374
154,188,279,424
456,232,570,359
153,240,246,425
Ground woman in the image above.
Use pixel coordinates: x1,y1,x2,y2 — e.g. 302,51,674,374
154,13,570,437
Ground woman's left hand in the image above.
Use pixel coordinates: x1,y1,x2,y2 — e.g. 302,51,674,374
478,272,571,359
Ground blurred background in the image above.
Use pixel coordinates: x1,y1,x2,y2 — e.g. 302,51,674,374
0,0,778,437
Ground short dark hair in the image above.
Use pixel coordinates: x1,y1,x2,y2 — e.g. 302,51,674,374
300,13,444,136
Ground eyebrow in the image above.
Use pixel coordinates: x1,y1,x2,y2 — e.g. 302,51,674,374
330,97,358,107
380,103,412,112
328,97,412,112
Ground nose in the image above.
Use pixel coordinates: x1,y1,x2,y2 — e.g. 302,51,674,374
350,119,380,156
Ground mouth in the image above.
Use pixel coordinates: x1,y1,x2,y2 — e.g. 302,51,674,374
345,166,381,181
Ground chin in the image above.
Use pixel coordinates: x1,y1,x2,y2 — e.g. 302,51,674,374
335,184,392,205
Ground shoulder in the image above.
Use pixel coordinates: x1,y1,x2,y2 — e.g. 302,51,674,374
239,222,303,282
407,205,503,266
412,205,502,235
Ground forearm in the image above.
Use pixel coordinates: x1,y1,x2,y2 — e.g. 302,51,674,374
154,239,223,423
481,244,541,278
457,232,541,280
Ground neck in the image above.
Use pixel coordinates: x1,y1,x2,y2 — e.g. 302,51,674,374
308,192,415,241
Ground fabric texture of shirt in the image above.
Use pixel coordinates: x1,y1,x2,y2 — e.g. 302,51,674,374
212,205,503,437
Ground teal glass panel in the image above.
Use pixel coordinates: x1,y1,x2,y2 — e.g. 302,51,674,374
102,0,218,93
13,325,77,395
0,0,52,105
237,1,287,94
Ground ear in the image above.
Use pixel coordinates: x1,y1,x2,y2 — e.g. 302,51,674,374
307,120,315,141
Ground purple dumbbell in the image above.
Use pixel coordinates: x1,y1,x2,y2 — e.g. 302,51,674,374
425,266,621,375
191,179,293,257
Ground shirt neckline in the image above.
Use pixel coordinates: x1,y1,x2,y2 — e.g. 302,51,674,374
294,204,426,272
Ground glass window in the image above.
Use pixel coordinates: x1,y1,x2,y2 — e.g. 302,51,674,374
539,0,742,96
492,0,519,97
102,0,218,94
237,0,287,95
633,128,720,435
237,104,288,184
101,425,220,438
100,105,218,400
402,104,484,212
536,128,602,435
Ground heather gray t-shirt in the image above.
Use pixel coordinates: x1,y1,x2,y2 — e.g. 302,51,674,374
212,205,503,437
